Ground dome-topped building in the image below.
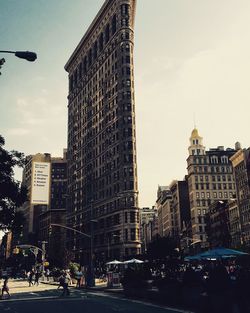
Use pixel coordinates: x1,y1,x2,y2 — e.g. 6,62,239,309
188,127,205,156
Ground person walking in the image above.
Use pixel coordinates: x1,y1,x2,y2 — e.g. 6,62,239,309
34,271,40,286
58,273,65,289
1,277,10,299
60,273,70,297
28,270,34,286
75,269,83,288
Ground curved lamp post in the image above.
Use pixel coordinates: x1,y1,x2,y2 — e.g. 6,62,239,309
0,50,37,62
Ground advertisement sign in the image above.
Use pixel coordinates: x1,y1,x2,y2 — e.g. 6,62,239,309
31,162,51,205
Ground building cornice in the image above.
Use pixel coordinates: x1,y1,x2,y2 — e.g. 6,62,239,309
65,0,136,72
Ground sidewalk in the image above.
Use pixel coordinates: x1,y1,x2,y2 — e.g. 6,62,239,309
41,278,123,295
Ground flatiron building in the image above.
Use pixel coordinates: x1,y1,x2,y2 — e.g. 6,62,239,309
65,0,140,263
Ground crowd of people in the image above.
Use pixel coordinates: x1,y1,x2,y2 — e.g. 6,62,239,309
1,258,250,311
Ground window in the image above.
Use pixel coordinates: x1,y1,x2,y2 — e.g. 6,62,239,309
93,41,98,60
105,24,110,43
99,33,104,51
130,212,135,223
219,192,222,198
130,228,136,240
196,192,199,198
221,156,228,164
112,15,117,34
207,192,210,198
211,156,218,164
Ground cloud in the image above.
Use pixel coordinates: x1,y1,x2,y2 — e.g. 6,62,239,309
7,128,30,136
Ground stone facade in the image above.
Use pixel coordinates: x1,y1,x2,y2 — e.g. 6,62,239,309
65,0,140,262
230,148,250,247
187,128,236,247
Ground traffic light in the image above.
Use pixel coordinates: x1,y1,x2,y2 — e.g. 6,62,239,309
0,58,5,75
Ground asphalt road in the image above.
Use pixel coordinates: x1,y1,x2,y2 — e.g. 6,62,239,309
0,293,191,313
0,280,191,313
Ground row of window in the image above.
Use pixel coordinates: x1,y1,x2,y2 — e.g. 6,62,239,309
193,166,232,173
69,4,131,92
196,191,234,199
194,183,234,190
194,175,232,182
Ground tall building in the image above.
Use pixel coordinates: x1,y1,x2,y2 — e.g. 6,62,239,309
169,179,191,242
187,128,236,247
205,200,231,249
17,151,67,267
228,199,241,248
140,206,157,253
156,186,172,237
230,147,250,247
155,181,191,249
38,150,67,267
19,153,51,244
65,0,140,263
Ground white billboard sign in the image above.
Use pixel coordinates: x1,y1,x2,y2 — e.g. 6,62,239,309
31,162,51,205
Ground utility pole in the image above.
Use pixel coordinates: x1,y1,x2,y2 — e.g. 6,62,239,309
40,241,48,275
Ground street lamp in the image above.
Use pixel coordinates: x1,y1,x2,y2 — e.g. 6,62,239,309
0,50,37,62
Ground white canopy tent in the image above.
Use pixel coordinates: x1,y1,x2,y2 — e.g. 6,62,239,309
106,260,123,265
123,258,144,264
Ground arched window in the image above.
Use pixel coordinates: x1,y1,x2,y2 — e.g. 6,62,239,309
211,156,218,164
221,156,228,164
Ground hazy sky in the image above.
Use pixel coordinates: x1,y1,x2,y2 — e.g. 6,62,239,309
1,0,250,208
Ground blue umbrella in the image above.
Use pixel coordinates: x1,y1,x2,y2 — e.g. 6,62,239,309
185,248,248,261
199,248,248,259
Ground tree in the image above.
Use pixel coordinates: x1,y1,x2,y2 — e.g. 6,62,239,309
147,235,178,260
0,135,27,232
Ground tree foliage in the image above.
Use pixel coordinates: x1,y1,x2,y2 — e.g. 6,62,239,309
147,235,178,260
0,135,27,232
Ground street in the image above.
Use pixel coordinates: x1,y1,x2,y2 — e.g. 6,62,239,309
0,280,192,313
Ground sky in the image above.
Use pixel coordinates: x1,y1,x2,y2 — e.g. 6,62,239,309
1,0,250,208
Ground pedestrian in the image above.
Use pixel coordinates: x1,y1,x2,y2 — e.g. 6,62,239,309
58,273,65,289
1,277,10,299
28,270,34,286
45,269,50,282
34,271,40,286
60,273,70,297
75,268,83,288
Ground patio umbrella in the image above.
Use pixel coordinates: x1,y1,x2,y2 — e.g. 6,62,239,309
106,259,123,265
185,247,248,261
123,258,144,264
198,248,248,259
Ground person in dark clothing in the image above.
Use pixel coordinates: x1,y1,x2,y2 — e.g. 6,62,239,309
58,274,65,289
206,262,233,313
34,271,40,286
60,273,70,297
1,277,10,299
28,270,34,286
234,267,250,313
